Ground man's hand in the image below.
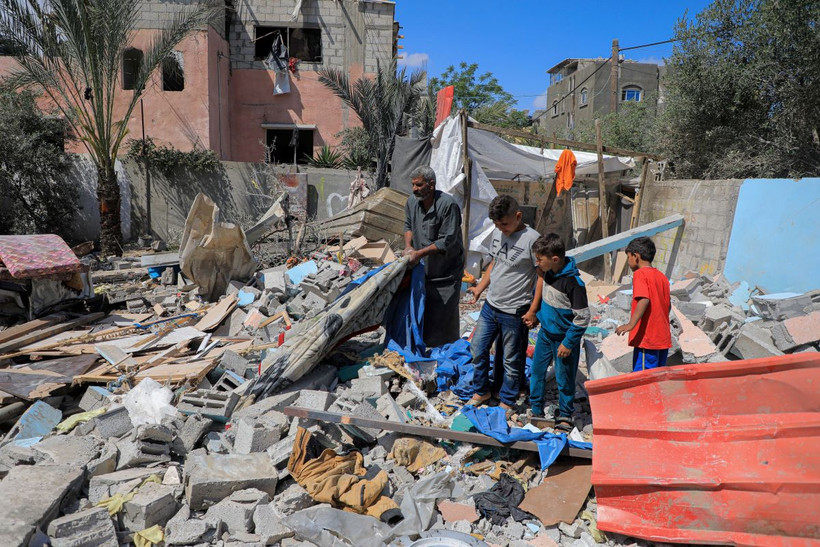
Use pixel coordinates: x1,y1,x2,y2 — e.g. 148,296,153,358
403,247,415,257
557,344,571,358
466,286,482,303
615,323,633,336
522,310,538,328
407,250,423,265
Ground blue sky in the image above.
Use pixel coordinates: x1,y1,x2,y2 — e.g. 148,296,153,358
394,0,713,112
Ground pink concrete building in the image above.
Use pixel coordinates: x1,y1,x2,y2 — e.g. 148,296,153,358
2,0,397,163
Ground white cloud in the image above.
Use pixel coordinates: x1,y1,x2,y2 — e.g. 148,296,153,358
532,89,548,110
398,52,429,68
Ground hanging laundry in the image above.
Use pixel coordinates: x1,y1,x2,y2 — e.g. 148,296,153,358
264,33,290,94
554,149,577,196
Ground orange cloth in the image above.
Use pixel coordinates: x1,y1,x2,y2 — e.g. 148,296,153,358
554,149,577,196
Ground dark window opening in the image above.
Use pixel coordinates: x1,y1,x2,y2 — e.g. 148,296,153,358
254,26,322,63
122,48,143,90
266,128,314,164
162,52,184,92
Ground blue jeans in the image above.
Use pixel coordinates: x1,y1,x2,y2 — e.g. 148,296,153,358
530,328,580,418
469,303,527,405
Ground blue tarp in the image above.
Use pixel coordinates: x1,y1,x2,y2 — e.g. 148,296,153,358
461,405,592,469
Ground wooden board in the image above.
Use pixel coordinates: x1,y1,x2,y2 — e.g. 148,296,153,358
134,359,216,385
195,296,238,332
0,314,68,347
0,312,105,356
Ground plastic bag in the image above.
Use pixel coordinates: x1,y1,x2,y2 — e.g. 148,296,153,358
123,378,178,427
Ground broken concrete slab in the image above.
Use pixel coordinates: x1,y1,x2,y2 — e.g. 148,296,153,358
185,453,279,511
349,376,388,398
233,415,283,454
254,503,295,544
276,483,314,515
599,331,633,374
376,394,407,423
88,467,166,504
671,307,721,363
292,389,336,412
0,464,84,546
205,488,270,534
78,386,114,412
730,322,785,360
122,482,179,531
751,292,815,321
177,413,214,455
47,507,118,547
231,392,299,422
33,434,103,467
266,433,297,468
783,310,820,347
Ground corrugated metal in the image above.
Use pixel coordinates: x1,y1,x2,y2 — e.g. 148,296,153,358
586,353,820,546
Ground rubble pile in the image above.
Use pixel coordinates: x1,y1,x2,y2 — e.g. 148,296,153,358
1,225,817,547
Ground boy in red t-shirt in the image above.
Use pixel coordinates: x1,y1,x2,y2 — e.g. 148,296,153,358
615,237,671,371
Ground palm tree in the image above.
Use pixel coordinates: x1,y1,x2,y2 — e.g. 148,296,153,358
0,0,220,255
319,60,427,189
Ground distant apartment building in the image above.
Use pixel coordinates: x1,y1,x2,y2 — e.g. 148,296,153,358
536,57,663,138
0,0,398,163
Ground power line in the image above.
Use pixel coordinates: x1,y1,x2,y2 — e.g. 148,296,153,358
531,59,610,123
619,38,678,52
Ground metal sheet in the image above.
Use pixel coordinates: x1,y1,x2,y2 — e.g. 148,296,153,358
586,353,820,546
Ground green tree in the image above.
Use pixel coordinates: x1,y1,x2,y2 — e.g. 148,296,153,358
573,92,660,153
429,62,530,129
0,90,76,236
659,0,820,178
319,60,427,188
0,0,220,255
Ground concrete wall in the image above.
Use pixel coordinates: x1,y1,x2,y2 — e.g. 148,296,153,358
724,178,820,294
65,157,134,244
638,179,743,280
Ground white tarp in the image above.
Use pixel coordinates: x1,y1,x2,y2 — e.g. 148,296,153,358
429,116,636,261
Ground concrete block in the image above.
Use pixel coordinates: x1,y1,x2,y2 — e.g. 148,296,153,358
122,482,179,531
233,415,283,454
266,434,297,467
165,517,222,545
614,289,632,311
395,387,420,408
751,292,814,321
85,406,133,439
783,310,820,347
673,300,711,323
670,277,701,301
259,267,289,293
376,394,407,423
730,322,784,360
213,370,247,392
671,307,720,363
348,401,383,441
292,389,336,411
33,434,103,467
205,488,270,534
185,453,279,511
219,349,255,378
232,392,299,422
116,424,173,469
0,464,84,546
177,389,240,423
88,467,163,504
275,483,313,515
178,413,214,454
78,386,114,412
4,400,62,443
349,376,388,398
599,330,633,373
254,503,294,544
47,507,118,547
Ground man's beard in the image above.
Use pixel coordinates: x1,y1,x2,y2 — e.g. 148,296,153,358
413,191,424,198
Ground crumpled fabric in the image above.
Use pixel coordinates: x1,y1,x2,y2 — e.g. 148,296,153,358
56,406,107,433
431,339,475,399
134,525,164,547
388,437,447,474
287,427,402,523
96,475,161,516
383,263,427,360
464,454,539,484
460,405,592,470
473,473,534,525
554,149,577,195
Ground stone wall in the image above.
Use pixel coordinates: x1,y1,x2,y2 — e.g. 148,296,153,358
638,179,743,279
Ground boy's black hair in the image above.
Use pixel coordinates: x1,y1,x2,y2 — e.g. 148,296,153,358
532,232,565,259
488,195,520,221
625,236,656,262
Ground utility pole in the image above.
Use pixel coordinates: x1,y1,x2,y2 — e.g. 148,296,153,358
610,39,619,114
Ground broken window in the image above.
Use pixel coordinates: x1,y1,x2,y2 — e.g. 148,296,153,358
579,87,588,106
162,51,184,92
621,85,642,102
254,26,321,63
266,128,314,164
122,48,143,90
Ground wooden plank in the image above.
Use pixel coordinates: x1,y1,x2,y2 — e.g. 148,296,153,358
567,214,685,265
0,314,67,347
134,359,216,385
0,312,105,356
195,296,237,332
282,406,592,459
467,121,664,161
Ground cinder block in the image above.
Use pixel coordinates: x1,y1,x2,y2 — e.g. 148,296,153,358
177,389,239,423
266,434,297,468
122,482,179,531
219,349,255,378
254,503,294,544
670,278,701,301
349,377,387,398
185,453,279,511
88,468,163,504
47,507,118,547
233,415,283,454
672,307,720,363
213,370,247,392
78,386,114,412
751,292,813,321
205,488,270,534
292,389,336,411
231,392,299,422
178,413,214,454
116,424,173,470
84,406,133,439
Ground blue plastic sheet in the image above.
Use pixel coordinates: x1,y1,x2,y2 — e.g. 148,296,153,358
461,405,591,469
431,339,475,400
382,263,427,360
